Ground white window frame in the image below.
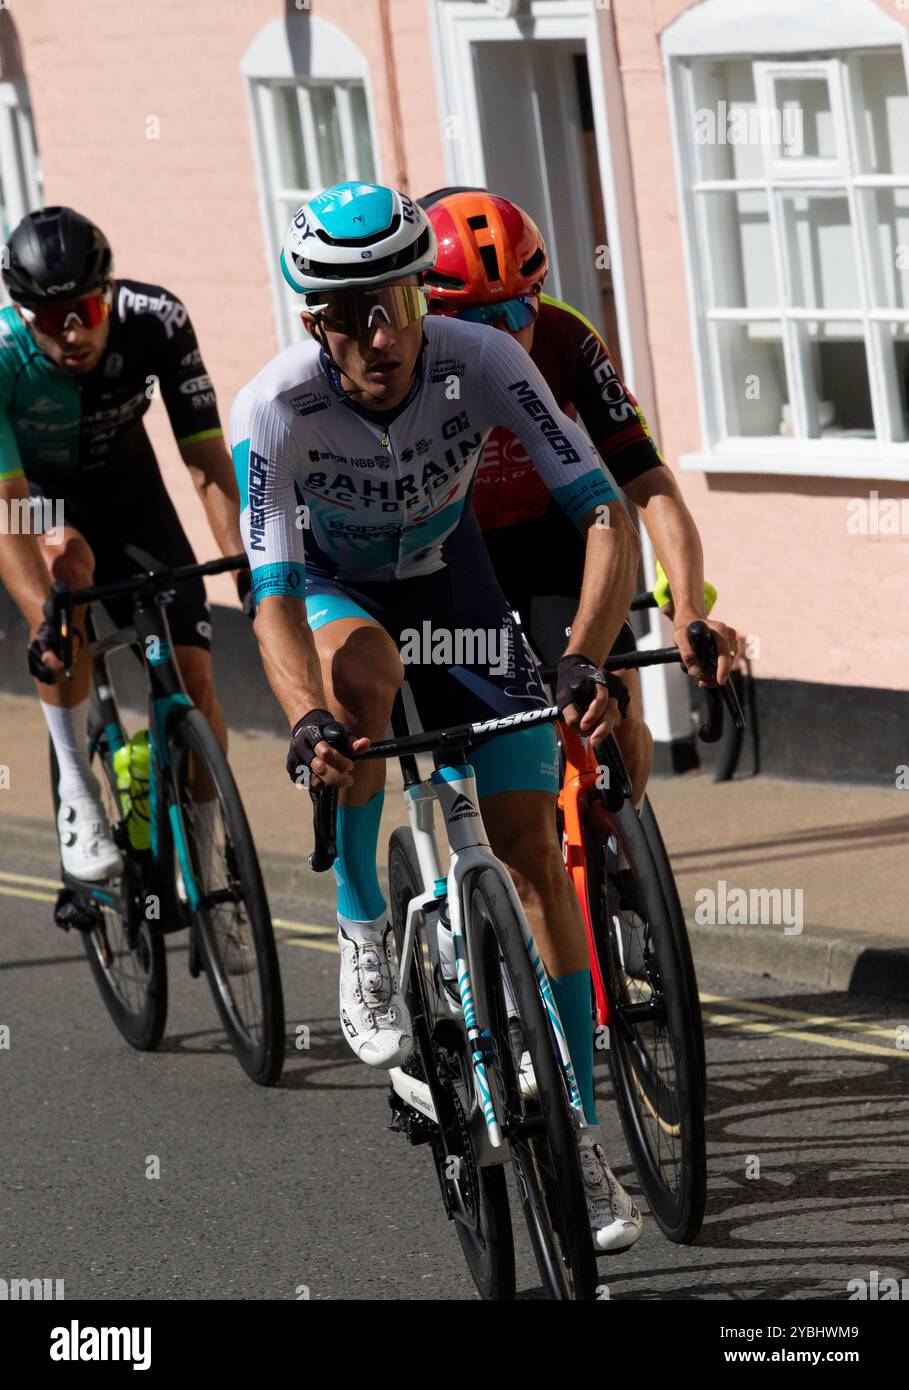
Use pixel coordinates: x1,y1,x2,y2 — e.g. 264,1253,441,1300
242,16,381,348
0,79,42,301
663,0,909,480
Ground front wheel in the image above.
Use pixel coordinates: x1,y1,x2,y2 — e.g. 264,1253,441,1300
170,708,284,1086
470,869,598,1300
52,733,168,1051
388,829,515,1300
586,802,706,1244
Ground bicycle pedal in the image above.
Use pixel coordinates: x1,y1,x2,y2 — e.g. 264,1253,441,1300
53,888,101,934
387,1092,434,1145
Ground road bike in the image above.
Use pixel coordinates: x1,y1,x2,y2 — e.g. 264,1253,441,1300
549,622,743,1242
44,553,284,1086
310,704,599,1300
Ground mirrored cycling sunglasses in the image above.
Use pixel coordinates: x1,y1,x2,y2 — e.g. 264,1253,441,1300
431,295,539,333
20,287,113,336
308,284,427,336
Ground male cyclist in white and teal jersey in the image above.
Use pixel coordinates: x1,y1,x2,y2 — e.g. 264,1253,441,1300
231,180,643,1251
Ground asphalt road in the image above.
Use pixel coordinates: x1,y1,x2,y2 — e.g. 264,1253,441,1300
2,842,908,1303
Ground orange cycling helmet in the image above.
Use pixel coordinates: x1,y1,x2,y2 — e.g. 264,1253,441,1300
422,190,549,305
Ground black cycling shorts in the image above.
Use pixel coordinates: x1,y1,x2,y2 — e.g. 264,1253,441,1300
29,467,211,652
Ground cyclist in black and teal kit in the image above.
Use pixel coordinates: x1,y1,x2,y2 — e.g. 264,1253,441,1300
0,206,247,885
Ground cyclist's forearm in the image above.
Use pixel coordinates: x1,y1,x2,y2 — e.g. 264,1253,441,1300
253,595,327,728
624,471,706,622
181,439,244,558
566,503,640,664
0,484,50,628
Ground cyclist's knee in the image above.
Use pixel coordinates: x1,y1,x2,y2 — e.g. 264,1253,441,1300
490,812,563,894
326,626,403,731
49,536,94,590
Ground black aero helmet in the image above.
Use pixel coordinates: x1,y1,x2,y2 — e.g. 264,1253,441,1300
3,206,113,306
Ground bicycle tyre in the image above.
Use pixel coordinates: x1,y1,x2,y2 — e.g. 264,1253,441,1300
586,802,706,1244
388,829,515,1300
635,797,707,1106
170,708,284,1086
470,869,598,1300
51,735,168,1050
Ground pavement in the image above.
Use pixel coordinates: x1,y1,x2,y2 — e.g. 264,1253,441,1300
1,688,906,1001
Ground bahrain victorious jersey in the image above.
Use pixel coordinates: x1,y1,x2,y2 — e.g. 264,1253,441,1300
229,314,619,599
473,294,664,531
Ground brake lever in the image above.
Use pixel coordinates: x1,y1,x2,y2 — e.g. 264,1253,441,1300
307,721,350,873
43,580,75,678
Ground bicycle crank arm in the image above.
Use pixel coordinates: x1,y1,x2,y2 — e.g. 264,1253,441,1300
389,1067,439,1125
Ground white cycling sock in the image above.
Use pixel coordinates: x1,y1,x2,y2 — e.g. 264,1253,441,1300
41,697,95,803
337,911,387,943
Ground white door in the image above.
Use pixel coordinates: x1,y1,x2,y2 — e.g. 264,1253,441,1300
471,40,604,328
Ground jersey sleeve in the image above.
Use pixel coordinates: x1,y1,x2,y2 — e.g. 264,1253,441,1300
476,328,618,524
556,303,664,487
153,294,223,445
229,386,306,602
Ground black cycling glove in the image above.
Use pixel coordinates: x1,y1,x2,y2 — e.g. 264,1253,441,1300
287,709,347,786
556,653,629,719
237,568,255,621
27,621,65,684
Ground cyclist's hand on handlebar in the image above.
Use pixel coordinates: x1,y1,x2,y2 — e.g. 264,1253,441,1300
27,620,68,684
674,617,738,687
556,653,626,744
286,708,370,791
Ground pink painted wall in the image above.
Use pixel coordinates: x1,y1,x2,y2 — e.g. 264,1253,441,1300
612,0,909,693
8,1,907,693
12,1,444,604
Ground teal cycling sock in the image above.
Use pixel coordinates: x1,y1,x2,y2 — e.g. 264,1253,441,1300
551,969,597,1125
332,791,387,923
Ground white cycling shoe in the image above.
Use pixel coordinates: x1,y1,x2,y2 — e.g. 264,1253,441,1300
338,924,413,1068
58,795,123,882
578,1131,643,1253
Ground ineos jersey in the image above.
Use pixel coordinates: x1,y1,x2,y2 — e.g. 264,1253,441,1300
0,279,222,491
474,295,664,531
230,314,618,598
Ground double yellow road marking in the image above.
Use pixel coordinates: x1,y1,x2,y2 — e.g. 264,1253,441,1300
1,869,904,1059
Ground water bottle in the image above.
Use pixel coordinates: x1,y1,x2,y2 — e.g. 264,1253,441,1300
113,731,151,850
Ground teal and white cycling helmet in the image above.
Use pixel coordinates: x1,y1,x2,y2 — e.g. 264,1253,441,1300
281,181,437,299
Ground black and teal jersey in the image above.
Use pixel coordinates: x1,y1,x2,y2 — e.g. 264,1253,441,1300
0,279,222,491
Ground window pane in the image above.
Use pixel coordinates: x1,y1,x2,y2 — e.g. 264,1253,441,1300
691,60,763,180
868,188,909,310
894,326,909,436
774,77,836,161
310,86,345,186
714,321,789,437
272,85,309,189
856,52,909,176
699,191,776,308
778,192,858,309
805,321,873,438
349,85,375,181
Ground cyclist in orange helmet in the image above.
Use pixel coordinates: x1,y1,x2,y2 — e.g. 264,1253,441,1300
420,187,739,803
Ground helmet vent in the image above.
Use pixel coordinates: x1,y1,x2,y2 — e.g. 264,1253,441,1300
479,244,500,282
467,214,488,230
315,212,402,249
521,247,546,279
